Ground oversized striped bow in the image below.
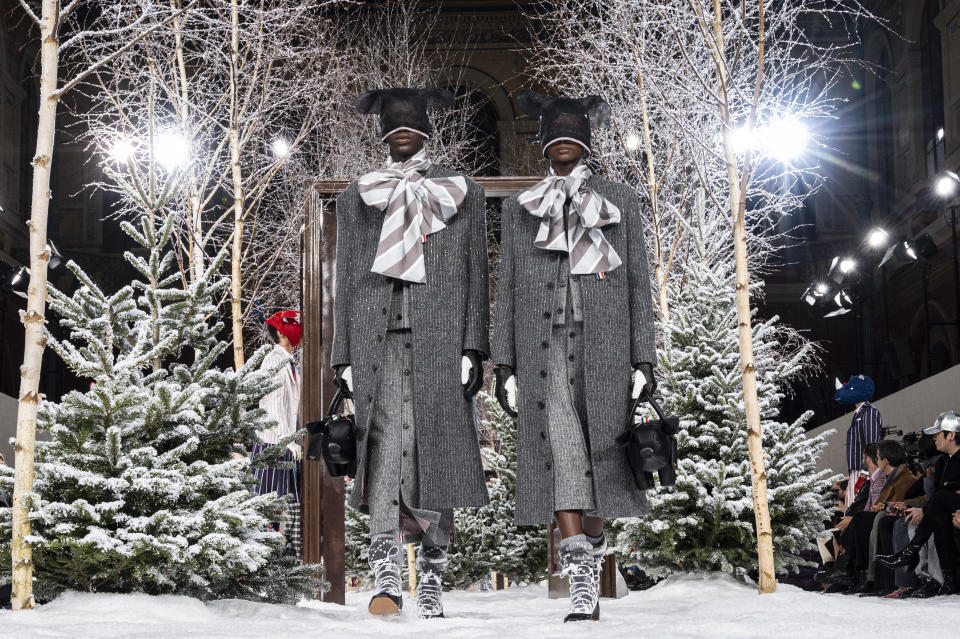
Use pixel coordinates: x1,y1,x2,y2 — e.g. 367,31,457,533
517,163,622,274
358,149,467,283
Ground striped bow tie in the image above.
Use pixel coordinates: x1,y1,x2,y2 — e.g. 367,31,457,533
358,149,467,283
517,164,622,274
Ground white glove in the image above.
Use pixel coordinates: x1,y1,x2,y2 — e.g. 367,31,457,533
286,442,302,461
631,368,648,399
505,375,518,412
341,365,353,392
461,355,472,385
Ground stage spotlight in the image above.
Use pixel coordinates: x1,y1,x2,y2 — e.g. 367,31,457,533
866,228,889,249
824,290,855,318
10,266,29,299
828,256,859,285
880,239,918,269
935,171,959,198
912,233,938,259
802,285,817,306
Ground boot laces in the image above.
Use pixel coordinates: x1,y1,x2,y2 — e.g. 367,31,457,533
561,558,596,614
417,569,443,617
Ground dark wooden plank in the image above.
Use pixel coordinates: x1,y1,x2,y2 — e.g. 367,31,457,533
312,176,543,197
300,195,324,587
318,197,346,604
301,193,346,604
600,554,617,598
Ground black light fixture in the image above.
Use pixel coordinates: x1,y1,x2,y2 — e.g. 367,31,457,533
802,281,832,307
911,233,938,259
827,255,859,286
47,240,63,270
879,239,918,269
824,289,855,318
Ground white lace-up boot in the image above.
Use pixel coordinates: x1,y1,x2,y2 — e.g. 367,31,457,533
368,534,403,616
558,535,598,623
416,544,448,619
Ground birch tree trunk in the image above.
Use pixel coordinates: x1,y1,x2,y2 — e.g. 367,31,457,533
229,0,245,369
708,0,776,594
11,0,60,611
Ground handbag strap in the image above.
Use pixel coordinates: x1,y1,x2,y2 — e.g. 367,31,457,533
628,387,667,426
326,386,348,418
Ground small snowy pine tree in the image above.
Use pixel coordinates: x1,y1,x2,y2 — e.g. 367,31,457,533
610,210,832,578
0,212,324,603
343,479,372,583
444,393,547,589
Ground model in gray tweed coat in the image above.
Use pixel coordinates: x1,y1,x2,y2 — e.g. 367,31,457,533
331,165,490,515
492,174,656,526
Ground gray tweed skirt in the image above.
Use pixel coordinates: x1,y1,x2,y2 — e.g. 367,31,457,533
365,329,453,546
546,320,598,513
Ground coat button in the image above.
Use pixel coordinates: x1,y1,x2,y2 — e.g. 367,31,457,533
539,370,547,378
569,331,576,338
392,499,399,505
556,307,563,315
585,470,593,478
541,341,549,349
376,335,383,342
404,369,411,376
366,394,373,402
372,365,378,372
543,311,552,319
537,401,545,410
568,354,575,361
547,282,555,290
540,431,547,439
382,307,387,315
404,342,412,349
403,423,410,430
402,450,408,457
546,462,552,470
396,314,402,321
569,377,576,385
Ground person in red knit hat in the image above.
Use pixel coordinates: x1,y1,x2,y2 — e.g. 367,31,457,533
252,309,303,558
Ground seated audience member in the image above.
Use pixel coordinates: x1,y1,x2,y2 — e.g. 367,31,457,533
882,434,942,598
817,443,884,589
860,440,916,595
878,412,960,596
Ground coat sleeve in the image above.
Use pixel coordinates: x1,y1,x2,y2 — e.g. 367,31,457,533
623,186,657,367
331,186,355,369
492,196,518,369
462,182,491,357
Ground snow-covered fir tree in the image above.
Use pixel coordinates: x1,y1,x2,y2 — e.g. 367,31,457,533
0,212,323,603
343,479,372,583
610,209,833,578
445,393,547,589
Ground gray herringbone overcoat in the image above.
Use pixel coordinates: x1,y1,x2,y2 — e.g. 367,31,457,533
332,165,490,512
492,175,657,526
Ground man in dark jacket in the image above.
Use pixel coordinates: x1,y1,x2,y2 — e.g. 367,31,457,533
332,88,489,618
878,411,960,596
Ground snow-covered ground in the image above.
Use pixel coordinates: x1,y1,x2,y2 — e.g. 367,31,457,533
1,574,957,639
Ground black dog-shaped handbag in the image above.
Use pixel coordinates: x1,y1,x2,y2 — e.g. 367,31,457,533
615,388,680,491
306,386,356,478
